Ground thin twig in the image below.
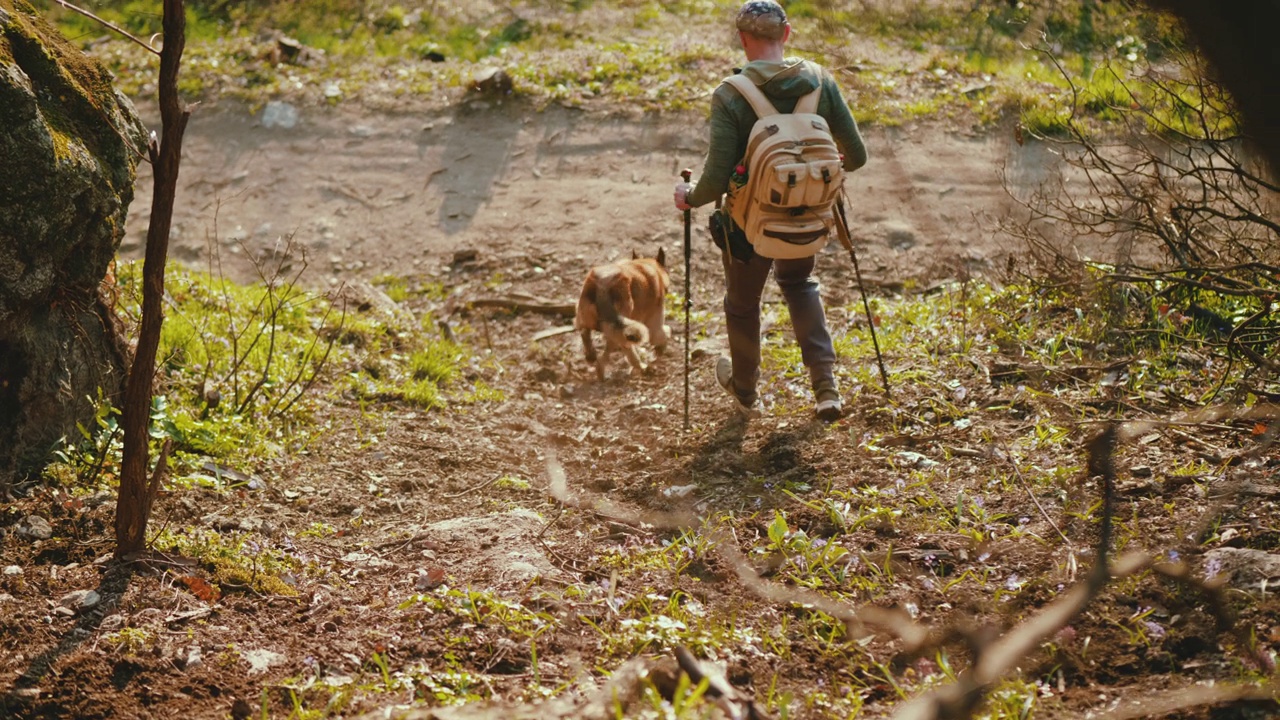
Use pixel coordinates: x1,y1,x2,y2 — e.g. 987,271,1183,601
53,0,161,56
1003,444,1073,546
443,473,503,499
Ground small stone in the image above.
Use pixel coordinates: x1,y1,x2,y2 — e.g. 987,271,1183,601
17,515,52,540
59,589,100,612
242,648,286,675
53,607,76,618
99,614,125,631
663,484,698,499
180,645,203,670
3,565,22,576
1130,465,1153,478
0,593,15,603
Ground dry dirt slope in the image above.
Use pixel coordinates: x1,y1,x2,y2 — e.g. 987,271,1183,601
122,97,1073,292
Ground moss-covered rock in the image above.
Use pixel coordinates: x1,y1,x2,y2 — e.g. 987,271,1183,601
0,0,147,487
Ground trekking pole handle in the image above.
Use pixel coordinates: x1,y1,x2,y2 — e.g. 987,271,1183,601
681,168,692,183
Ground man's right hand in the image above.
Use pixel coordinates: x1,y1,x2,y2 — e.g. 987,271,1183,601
673,181,694,211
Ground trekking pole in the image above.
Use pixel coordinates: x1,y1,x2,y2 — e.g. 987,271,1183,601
680,169,693,431
835,192,891,399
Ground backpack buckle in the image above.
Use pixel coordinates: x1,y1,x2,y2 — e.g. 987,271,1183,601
822,167,831,184
787,171,797,188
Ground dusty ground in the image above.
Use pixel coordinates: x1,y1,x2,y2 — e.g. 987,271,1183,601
3,97,1279,720
118,97,1075,289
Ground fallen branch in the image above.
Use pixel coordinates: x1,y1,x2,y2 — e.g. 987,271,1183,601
715,530,931,652
353,656,679,720
892,552,1153,720
546,456,694,530
1091,678,1280,720
533,325,576,342
469,297,575,318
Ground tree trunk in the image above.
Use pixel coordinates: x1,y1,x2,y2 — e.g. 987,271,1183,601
114,0,189,558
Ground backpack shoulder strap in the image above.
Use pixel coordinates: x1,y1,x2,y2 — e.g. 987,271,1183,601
795,86,822,114
723,74,779,119
794,61,824,114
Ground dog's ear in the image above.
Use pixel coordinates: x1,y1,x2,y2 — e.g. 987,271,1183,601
632,249,639,260
657,248,666,267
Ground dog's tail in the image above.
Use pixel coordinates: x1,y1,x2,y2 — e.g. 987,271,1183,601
597,285,649,346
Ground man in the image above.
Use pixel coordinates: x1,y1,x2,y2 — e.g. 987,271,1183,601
674,0,868,421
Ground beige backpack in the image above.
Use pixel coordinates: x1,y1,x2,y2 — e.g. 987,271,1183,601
722,71,845,260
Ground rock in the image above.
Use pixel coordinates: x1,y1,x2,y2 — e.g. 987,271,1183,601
99,613,125,631
879,220,919,250
273,35,323,66
17,515,52,540
420,510,564,588
663,484,698,499
1203,547,1280,594
7,687,40,702
894,451,940,469
242,648,286,675
52,606,75,618
178,645,203,670
260,100,298,129
333,279,416,331
339,551,394,569
471,67,513,95
0,593,14,603
1,4,147,487
3,565,21,575
59,589,100,612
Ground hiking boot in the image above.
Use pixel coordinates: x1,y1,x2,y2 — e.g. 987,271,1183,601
814,379,843,422
715,356,760,419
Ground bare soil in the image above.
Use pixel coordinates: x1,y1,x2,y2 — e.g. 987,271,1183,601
3,98,1276,719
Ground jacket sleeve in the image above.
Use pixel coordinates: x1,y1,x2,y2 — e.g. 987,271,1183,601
823,75,868,172
686,88,741,208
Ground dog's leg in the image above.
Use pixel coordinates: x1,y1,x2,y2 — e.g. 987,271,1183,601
581,329,597,363
646,311,670,355
623,342,647,376
596,337,611,381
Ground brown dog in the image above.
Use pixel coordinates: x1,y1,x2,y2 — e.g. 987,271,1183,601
574,249,670,380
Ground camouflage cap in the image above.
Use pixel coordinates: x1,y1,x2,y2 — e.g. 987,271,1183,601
735,0,788,40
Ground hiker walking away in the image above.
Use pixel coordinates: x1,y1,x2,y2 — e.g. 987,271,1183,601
674,0,868,422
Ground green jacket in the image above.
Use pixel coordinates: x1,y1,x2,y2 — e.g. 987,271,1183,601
686,58,867,209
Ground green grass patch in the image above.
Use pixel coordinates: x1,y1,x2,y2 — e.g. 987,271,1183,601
33,0,1198,129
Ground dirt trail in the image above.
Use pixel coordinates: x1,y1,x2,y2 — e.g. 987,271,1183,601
123,99,1068,290
8,98,1275,720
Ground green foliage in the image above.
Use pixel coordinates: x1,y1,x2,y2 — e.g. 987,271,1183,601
36,0,1196,127
153,526,305,596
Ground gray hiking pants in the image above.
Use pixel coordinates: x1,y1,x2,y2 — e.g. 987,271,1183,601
720,247,837,403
